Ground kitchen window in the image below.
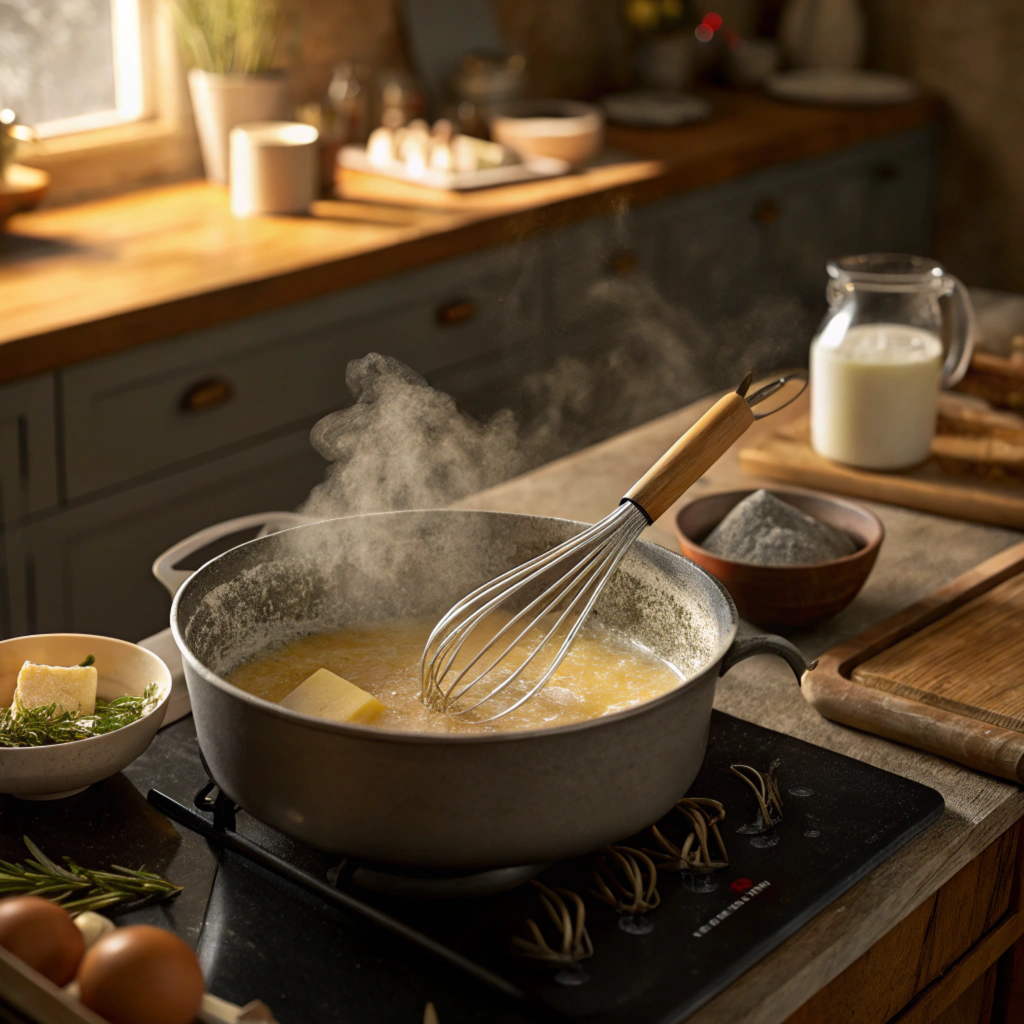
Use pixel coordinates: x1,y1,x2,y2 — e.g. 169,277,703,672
0,0,146,137
0,0,197,201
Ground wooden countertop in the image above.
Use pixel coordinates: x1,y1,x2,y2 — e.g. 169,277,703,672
457,389,1024,1023
0,91,937,386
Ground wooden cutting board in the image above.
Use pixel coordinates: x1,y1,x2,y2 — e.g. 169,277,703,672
739,405,1024,529
802,540,1024,783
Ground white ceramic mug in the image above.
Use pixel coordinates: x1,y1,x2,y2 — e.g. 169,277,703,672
229,121,319,217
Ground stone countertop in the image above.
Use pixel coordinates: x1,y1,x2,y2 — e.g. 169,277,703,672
0,91,937,386
458,389,1024,1023
2,387,1018,1024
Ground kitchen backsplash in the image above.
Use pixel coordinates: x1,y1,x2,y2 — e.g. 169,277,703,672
287,0,632,103
285,0,1023,293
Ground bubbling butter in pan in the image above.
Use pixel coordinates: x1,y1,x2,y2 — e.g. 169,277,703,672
227,614,686,735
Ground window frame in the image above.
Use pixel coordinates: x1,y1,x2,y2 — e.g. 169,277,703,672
18,0,200,202
31,0,148,140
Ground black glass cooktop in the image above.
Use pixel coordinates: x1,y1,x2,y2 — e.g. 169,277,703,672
0,712,943,1024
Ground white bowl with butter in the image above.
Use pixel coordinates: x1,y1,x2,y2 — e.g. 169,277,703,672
0,634,171,800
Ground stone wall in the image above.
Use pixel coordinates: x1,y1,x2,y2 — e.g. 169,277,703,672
287,0,1024,290
861,0,1024,291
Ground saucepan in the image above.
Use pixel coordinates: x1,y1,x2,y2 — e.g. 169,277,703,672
163,510,809,869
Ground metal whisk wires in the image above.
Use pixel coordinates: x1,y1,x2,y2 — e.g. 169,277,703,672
421,370,807,722
421,501,648,721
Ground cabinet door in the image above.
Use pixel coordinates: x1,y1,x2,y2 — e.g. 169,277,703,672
61,240,543,501
548,210,662,339
541,209,686,445
0,374,58,525
655,130,937,391
859,129,936,255
4,427,325,642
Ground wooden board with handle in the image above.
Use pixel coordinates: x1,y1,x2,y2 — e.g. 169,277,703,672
802,539,1024,783
740,404,1024,529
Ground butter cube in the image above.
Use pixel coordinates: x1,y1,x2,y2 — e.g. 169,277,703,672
278,668,385,725
16,661,98,716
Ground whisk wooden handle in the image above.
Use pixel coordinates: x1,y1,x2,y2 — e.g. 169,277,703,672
623,391,755,522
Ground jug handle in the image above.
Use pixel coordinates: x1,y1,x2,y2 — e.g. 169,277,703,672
719,635,816,685
941,275,977,388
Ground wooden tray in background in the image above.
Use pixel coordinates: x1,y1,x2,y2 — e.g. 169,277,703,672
803,540,1024,783
739,396,1024,529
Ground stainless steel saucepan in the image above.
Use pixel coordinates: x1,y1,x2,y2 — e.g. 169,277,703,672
164,510,808,869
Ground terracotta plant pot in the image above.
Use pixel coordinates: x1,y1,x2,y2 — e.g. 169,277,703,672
188,69,290,184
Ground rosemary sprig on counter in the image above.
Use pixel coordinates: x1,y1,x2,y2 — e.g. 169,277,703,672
0,683,160,748
0,837,183,914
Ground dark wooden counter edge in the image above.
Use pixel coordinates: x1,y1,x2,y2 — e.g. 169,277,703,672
0,95,939,386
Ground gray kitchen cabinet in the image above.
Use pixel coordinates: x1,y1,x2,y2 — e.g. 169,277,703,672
61,240,543,501
859,129,936,254
0,374,59,525
654,129,936,386
3,426,325,642
547,209,662,338
2,127,937,643
531,209,680,445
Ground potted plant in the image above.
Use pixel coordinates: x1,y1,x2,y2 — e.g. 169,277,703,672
173,0,289,184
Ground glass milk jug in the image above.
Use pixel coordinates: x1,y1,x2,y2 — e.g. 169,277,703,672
810,254,976,470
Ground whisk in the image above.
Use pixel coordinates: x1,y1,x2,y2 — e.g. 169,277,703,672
422,371,805,721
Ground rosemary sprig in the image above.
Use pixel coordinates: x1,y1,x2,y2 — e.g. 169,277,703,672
0,684,160,748
0,837,182,914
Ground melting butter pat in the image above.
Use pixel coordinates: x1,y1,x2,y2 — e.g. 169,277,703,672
16,661,98,715
278,668,386,725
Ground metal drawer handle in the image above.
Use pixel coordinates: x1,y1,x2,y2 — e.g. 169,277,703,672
180,377,234,413
607,250,638,276
436,299,478,327
753,198,781,226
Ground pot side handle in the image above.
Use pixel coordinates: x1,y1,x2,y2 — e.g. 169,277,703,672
719,635,814,685
152,511,310,598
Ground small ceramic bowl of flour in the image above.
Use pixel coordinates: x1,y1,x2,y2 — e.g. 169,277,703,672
675,489,883,628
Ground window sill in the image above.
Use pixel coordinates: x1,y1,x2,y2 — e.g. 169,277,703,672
24,117,201,204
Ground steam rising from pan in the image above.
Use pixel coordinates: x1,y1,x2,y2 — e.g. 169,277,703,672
300,217,800,522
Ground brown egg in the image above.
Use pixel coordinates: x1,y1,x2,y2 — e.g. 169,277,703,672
0,895,85,986
78,925,204,1024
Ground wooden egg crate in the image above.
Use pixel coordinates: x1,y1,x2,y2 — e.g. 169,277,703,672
803,539,1024,783
0,945,107,1024
0,944,275,1024
740,393,1024,529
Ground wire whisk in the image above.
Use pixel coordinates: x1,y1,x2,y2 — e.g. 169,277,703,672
421,371,806,721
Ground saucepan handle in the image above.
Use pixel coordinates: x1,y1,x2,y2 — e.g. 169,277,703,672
719,635,813,685
152,511,310,598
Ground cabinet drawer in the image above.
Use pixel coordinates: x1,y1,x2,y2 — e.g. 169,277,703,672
61,243,543,500
548,211,661,332
5,427,325,641
0,374,58,525
656,152,871,383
